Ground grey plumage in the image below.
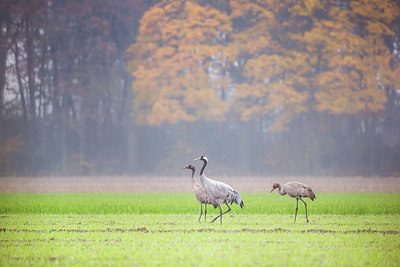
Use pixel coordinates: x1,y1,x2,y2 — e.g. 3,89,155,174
183,165,217,222
270,182,316,223
194,156,244,224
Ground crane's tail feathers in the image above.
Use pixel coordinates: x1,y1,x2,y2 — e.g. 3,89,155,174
306,187,316,201
229,190,244,208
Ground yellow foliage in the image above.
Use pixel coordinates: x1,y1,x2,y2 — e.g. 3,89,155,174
314,70,387,114
138,6,165,36
381,65,400,88
230,0,274,21
126,0,399,132
233,80,309,131
147,98,195,125
351,0,400,23
153,46,176,60
366,21,395,36
289,0,323,17
129,0,232,125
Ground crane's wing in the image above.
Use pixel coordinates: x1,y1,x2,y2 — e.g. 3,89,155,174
203,178,244,208
204,179,232,200
284,182,316,200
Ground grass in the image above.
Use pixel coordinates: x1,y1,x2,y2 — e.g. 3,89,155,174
1,193,400,266
1,193,399,215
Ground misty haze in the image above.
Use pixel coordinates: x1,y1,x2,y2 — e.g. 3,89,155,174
1,1,400,266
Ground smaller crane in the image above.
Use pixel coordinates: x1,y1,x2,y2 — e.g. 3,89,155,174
270,182,316,223
194,156,244,224
183,165,217,222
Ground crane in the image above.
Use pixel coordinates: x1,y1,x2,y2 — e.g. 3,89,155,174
270,182,316,223
183,164,218,222
194,155,244,224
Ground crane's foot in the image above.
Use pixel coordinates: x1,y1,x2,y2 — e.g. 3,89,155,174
210,217,221,224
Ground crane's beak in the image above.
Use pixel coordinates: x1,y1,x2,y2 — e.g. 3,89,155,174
270,188,275,193
183,167,188,169
193,157,201,161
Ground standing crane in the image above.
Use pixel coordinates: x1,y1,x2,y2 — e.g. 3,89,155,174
270,182,316,223
194,156,244,224
183,164,218,223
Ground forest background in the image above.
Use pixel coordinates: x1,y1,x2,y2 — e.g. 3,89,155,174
1,0,399,177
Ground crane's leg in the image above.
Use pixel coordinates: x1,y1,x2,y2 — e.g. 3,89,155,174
221,204,231,224
204,204,207,222
210,204,222,224
300,198,309,223
198,204,203,223
210,204,231,224
294,199,299,223
219,204,223,224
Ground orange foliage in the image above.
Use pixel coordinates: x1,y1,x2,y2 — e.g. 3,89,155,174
126,0,231,125
127,0,400,131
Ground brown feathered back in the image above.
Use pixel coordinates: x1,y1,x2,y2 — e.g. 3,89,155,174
280,182,316,201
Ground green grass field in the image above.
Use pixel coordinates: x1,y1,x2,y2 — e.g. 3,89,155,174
1,193,400,266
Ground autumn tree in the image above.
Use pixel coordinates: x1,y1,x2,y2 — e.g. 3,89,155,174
127,0,232,125
124,0,400,175
302,1,398,116
2,0,399,175
223,0,399,173
228,0,311,133
295,0,399,172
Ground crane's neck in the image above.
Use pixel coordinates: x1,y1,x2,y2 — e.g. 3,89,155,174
200,159,207,176
277,184,286,196
190,169,195,179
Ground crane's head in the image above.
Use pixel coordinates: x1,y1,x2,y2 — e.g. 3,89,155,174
270,182,280,193
183,165,195,171
194,155,208,163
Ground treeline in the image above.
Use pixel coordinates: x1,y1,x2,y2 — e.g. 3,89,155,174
0,0,157,175
1,0,400,176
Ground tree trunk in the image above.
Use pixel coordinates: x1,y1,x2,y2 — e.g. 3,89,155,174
304,111,321,175
368,113,377,175
25,15,36,121
121,72,138,173
0,3,11,118
61,105,68,174
127,120,138,173
238,121,251,173
50,43,67,174
14,42,28,124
